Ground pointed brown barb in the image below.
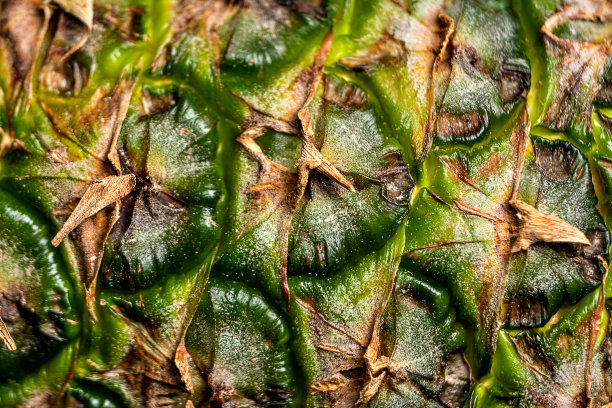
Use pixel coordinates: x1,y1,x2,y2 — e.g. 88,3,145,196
356,328,390,405
509,200,591,253
175,337,194,393
307,266,401,405
51,174,136,246
540,1,612,133
297,136,357,193
453,199,503,224
420,12,455,163
454,198,591,253
53,0,94,60
105,80,137,173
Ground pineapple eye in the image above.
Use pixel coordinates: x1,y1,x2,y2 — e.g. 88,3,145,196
436,111,487,143
2,0,612,406
377,151,414,206
533,138,583,181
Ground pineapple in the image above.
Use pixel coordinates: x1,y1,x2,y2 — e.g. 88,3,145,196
0,0,611,407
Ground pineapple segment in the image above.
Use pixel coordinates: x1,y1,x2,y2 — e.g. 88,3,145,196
0,0,612,406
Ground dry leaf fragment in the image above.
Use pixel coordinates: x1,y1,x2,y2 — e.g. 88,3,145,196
454,199,591,253
310,373,349,393
0,316,16,351
356,371,386,406
509,200,591,253
51,174,136,246
175,337,194,393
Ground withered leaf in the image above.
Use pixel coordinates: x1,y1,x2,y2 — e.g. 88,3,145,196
509,200,591,253
51,174,136,247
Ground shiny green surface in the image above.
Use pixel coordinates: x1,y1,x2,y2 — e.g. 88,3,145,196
0,0,612,406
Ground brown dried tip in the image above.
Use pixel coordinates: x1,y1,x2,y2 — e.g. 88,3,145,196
509,200,591,253
175,337,194,393
356,329,390,405
51,174,136,246
453,199,591,253
310,373,349,393
297,138,357,193
0,316,16,351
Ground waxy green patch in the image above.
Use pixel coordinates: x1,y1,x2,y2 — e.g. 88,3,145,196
1,0,612,407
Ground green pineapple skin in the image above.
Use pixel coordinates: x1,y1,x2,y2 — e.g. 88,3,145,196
0,0,611,407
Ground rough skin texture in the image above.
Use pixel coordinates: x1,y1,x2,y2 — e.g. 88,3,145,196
1,0,612,407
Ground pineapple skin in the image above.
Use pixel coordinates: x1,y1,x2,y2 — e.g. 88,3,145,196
0,0,611,407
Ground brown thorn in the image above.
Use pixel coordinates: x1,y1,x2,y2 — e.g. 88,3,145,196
508,200,590,253
238,102,299,135
453,199,503,223
355,264,399,405
298,99,317,143
455,198,590,252
51,174,136,246
175,337,194,393
0,316,16,351
235,124,293,175
311,373,349,393
315,343,360,360
403,240,483,256
356,371,387,406
298,30,333,122
298,137,357,192
296,31,356,193
278,165,311,304
586,258,608,406
14,4,52,114
236,125,278,172
52,0,94,60
245,183,279,193
249,113,298,135
59,28,91,63
541,2,612,49
540,3,612,132
106,79,136,174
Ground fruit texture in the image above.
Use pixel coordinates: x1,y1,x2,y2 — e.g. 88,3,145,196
0,0,612,407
